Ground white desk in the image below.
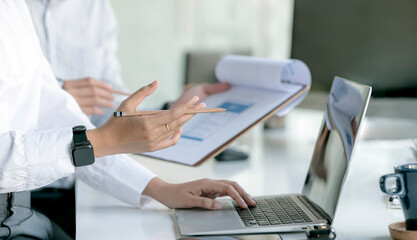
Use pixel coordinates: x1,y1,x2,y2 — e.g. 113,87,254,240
76,109,415,239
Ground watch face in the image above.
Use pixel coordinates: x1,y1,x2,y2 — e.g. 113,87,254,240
72,146,95,167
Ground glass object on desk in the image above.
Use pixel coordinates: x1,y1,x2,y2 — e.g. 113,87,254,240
388,196,402,209
411,139,417,161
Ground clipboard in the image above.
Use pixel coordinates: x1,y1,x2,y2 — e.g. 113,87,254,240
192,85,310,166
141,85,309,166
141,56,311,166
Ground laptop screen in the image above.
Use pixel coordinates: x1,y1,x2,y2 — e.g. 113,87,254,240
301,77,371,219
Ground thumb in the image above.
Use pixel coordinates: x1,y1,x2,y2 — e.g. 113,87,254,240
121,80,158,110
191,196,222,210
204,83,231,94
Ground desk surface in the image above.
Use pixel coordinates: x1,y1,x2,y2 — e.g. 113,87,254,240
76,109,416,239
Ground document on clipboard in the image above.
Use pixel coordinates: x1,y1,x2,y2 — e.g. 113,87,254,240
142,55,312,166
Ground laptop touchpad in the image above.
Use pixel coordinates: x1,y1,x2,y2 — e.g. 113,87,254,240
176,201,242,232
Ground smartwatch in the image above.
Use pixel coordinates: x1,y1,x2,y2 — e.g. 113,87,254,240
71,125,95,167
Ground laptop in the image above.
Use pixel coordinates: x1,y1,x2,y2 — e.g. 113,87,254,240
175,77,372,236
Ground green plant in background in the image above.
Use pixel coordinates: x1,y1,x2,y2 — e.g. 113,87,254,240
412,140,417,161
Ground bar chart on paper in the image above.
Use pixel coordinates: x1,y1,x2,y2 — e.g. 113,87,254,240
142,85,305,165
180,101,253,146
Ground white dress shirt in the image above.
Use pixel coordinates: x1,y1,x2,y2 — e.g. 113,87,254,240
26,0,129,127
25,0,126,91
0,0,155,208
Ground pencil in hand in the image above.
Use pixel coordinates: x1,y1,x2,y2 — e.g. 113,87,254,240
111,90,131,96
113,108,226,117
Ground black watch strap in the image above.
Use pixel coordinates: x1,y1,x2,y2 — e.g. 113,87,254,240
71,125,95,167
72,125,89,146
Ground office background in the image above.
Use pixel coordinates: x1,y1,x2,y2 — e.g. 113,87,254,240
110,0,416,118
110,0,293,106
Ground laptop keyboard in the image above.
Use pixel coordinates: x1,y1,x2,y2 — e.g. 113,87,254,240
234,196,312,227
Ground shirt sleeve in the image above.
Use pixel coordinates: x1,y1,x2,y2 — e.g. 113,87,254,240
75,154,156,208
38,61,156,208
0,76,75,193
0,128,75,193
0,14,76,193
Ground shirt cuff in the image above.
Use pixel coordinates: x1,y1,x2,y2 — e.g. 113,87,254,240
25,128,75,191
75,154,156,208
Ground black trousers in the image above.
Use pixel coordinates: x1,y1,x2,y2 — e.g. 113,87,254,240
0,191,72,239
31,187,76,239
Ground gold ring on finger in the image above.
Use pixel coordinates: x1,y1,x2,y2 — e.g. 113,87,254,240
164,124,170,133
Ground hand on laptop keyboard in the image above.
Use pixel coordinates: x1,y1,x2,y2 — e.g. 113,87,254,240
234,196,312,227
143,177,257,210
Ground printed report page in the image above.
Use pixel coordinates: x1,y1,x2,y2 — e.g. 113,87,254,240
143,84,302,165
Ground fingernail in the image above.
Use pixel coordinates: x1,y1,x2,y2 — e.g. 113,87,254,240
243,202,248,208
249,196,256,204
214,202,222,210
192,96,199,104
198,103,206,109
150,80,157,86
106,83,113,89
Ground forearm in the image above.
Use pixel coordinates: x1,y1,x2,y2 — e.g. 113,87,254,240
86,123,132,158
142,177,170,204
87,128,113,158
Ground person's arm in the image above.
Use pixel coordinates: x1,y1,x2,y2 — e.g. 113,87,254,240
82,0,129,127
58,0,127,122
60,0,126,117
61,78,115,115
143,178,257,210
37,71,202,207
0,51,77,193
75,154,157,208
87,81,202,157
39,75,256,209
0,128,75,193
36,64,154,206
54,1,127,117
58,4,124,117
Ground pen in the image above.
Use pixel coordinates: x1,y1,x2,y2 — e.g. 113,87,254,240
113,108,226,117
111,90,131,96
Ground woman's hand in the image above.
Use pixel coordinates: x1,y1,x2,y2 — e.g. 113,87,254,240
169,83,230,109
143,177,257,210
63,77,115,115
87,80,204,157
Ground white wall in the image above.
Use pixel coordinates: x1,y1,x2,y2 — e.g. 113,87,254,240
110,0,294,106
